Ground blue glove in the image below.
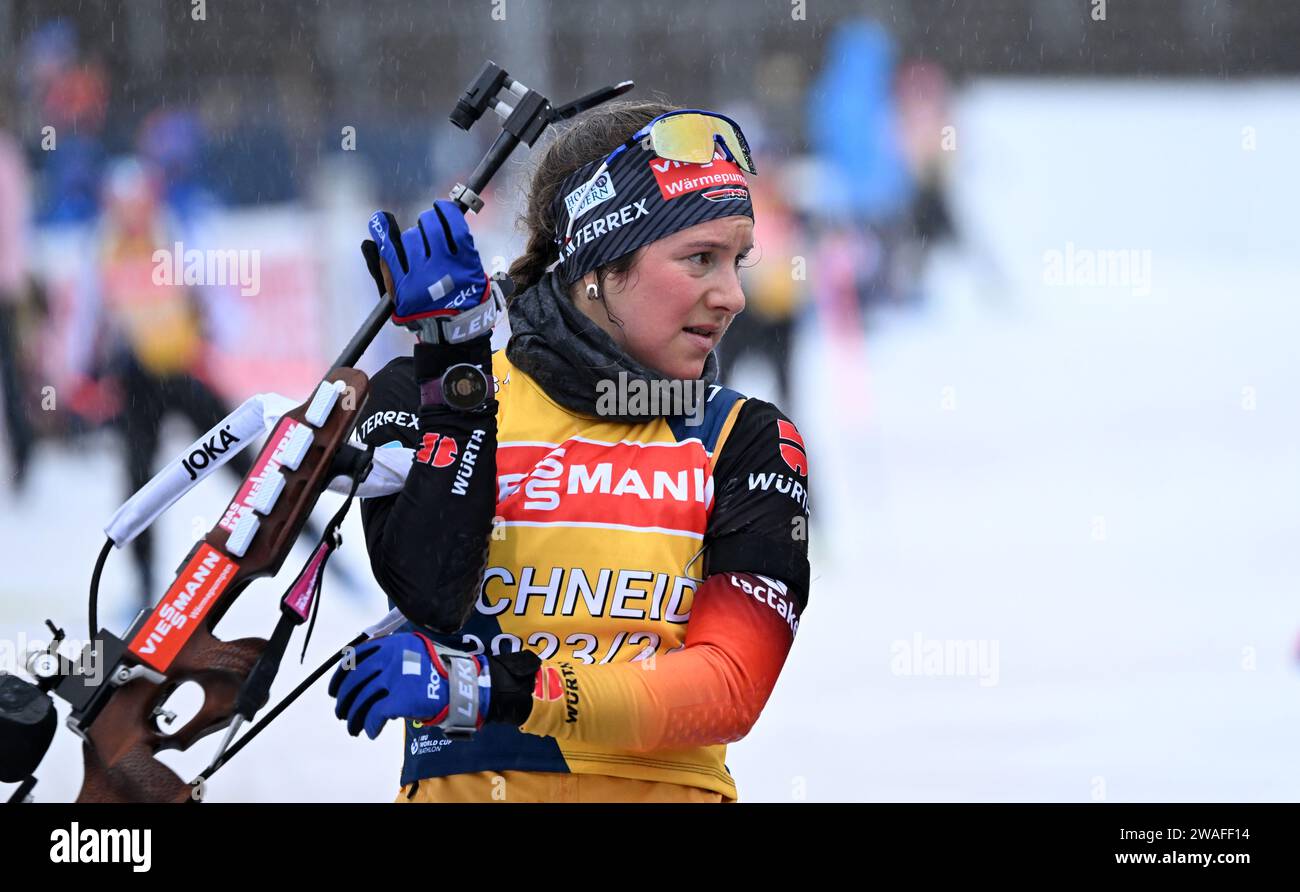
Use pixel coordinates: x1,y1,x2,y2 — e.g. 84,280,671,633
328,632,491,740
362,200,499,343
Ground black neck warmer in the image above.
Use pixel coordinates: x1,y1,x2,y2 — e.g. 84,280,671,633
505,270,719,422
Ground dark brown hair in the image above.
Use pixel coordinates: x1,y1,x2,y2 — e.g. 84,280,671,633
507,98,680,299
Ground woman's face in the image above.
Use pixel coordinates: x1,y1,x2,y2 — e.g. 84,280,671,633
573,215,753,380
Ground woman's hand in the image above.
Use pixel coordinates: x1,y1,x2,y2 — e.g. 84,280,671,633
329,631,491,740
360,200,499,344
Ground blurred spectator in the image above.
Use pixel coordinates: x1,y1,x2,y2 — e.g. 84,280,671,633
807,18,916,315
0,81,37,490
19,20,110,223
80,158,254,608
136,108,219,223
198,79,298,206
720,158,809,411
808,18,912,223
894,59,958,304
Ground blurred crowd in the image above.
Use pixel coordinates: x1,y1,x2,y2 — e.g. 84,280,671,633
0,16,960,577
722,21,960,410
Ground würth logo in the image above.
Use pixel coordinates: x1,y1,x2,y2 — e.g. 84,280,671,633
777,419,807,476
416,433,458,468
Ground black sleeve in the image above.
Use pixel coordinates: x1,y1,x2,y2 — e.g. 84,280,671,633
354,337,498,633
703,398,811,612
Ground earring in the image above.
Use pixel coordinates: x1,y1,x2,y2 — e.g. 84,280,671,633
586,282,599,300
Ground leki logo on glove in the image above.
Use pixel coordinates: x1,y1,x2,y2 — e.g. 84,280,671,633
444,283,481,308
777,419,808,476
416,433,458,468
427,661,442,701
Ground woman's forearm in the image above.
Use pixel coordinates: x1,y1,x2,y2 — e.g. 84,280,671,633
517,571,801,752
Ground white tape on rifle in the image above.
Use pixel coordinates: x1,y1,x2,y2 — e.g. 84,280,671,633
103,392,300,547
326,446,412,499
104,390,414,547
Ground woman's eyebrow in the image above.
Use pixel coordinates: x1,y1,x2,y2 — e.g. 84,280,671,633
679,239,756,253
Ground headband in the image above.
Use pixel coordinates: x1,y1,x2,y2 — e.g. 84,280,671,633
551,137,754,286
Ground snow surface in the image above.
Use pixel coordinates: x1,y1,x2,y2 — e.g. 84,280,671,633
3,80,1298,801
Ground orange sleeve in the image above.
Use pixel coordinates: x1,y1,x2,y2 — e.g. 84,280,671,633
518,571,800,752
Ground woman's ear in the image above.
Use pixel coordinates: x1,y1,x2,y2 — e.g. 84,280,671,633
566,274,595,305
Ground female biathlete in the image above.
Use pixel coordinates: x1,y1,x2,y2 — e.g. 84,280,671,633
329,101,811,803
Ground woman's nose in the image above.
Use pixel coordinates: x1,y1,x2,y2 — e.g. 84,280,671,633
709,268,747,316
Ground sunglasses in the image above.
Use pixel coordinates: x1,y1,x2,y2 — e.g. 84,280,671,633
639,109,756,174
558,109,756,260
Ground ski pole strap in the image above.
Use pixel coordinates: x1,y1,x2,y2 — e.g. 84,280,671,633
191,631,368,794
192,449,374,794
284,537,333,623
296,452,370,661
190,605,410,791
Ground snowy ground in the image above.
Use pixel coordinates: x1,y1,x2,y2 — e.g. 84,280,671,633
3,80,1299,801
